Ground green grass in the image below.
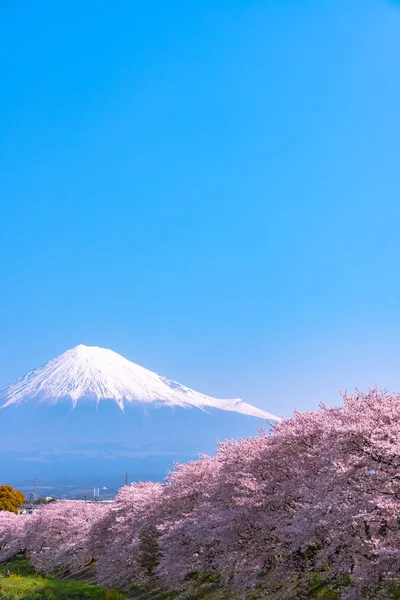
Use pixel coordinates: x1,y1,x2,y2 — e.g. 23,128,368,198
0,555,126,600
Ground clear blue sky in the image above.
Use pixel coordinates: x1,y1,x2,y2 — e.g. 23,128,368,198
1,0,400,417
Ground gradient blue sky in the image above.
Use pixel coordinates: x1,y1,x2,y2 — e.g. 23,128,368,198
1,0,400,417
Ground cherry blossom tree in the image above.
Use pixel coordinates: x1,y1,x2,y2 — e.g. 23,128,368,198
158,434,296,595
24,500,107,575
156,455,222,590
0,510,28,562
158,389,400,598
92,481,163,590
281,389,400,599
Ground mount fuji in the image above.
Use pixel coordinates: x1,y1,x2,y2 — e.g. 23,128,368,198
0,345,279,492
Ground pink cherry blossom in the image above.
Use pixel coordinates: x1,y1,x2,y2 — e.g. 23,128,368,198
23,500,107,575
3,389,400,599
0,510,27,562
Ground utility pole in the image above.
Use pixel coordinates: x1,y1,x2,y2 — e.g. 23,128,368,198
124,472,129,486
30,476,38,502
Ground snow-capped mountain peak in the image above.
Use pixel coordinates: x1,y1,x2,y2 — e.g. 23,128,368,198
0,345,280,421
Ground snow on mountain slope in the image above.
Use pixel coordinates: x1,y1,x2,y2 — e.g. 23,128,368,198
0,345,280,421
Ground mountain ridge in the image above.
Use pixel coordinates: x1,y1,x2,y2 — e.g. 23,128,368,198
0,345,280,422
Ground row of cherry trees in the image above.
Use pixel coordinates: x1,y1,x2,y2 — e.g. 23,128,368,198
2,389,400,599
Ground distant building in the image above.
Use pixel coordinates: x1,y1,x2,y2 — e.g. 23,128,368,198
19,503,41,515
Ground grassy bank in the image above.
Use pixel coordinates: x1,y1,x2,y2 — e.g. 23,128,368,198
0,556,126,600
